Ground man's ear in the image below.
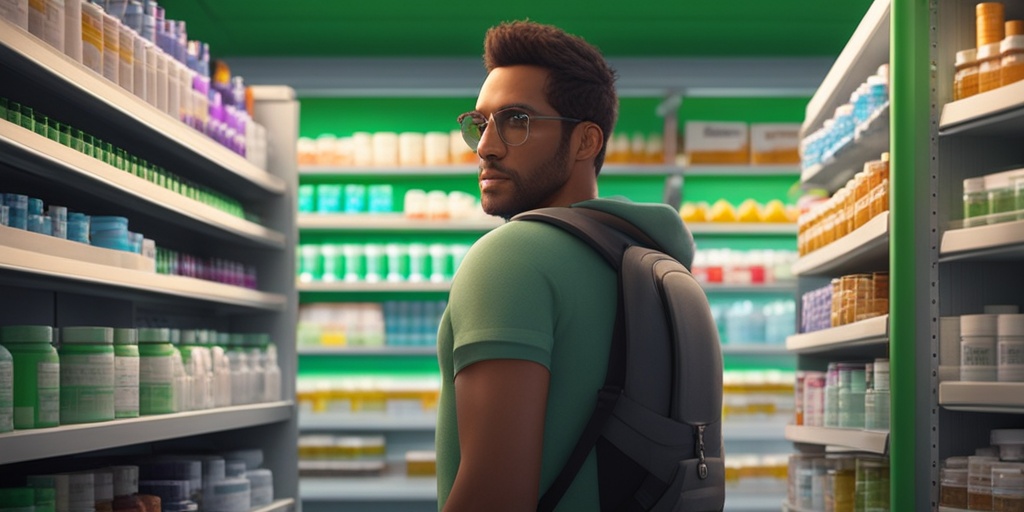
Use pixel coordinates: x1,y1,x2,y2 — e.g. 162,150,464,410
575,122,604,161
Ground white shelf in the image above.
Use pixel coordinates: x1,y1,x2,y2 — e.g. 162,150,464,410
801,0,890,137
253,499,295,512
801,104,889,192
792,211,889,276
720,344,792,356
297,213,502,232
0,401,294,465
939,80,1024,137
299,165,475,177
0,120,286,248
702,282,796,294
939,382,1024,414
682,164,800,177
723,419,789,441
0,19,285,197
299,412,437,431
300,473,437,502
298,346,436,356
726,492,789,511
0,242,287,311
784,424,889,454
786,315,888,355
1,225,153,272
297,281,450,293
940,218,1024,262
686,223,797,236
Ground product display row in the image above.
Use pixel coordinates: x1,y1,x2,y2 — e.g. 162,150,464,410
297,131,474,168
799,64,889,170
682,121,801,166
797,154,889,256
154,248,258,290
298,301,446,349
0,0,268,165
297,242,470,285
0,449,275,512
787,454,890,512
940,307,1024,384
298,185,483,221
298,434,435,479
1,97,257,221
952,3,1024,101
713,299,797,345
721,369,795,422
0,325,282,433
691,248,798,285
961,167,1024,228
296,376,439,416
939,429,1024,511
681,198,798,224
800,272,889,333
795,358,890,431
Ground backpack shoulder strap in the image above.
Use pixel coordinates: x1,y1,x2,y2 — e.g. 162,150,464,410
512,206,647,512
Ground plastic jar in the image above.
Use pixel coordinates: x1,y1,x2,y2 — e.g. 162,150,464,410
0,342,12,433
941,466,970,508
110,466,144,512
137,328,176,415
1001,34,1024,87
227,334,251,406
993,430,1024,462
824,363,840,428
202,477,251,512
32,487,55,512
997,315,1024,382
977,3,1005,48
1,325,59,429
58,326,115,424
962,314,999,381
837,363,866,429
955,48,980,100
94,469,113,512
865,358,890,430
965,177,989,226
137,481,196,512
992,466,1024,512
244,469,273,507
113,328,139,418
979,43,1004,94
0,488,35,512
989,173,1018,224
970,456,1000,510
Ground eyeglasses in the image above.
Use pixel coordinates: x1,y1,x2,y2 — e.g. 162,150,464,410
457,107,582,151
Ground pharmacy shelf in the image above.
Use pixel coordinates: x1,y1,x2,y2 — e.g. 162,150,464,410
720,344,791,356
0,19,285,198
682,164,799,177
299,165,476,177
938,382,1024,414
702,282,796,294
939,219,1024,262
298,213,501,232
792,211,889,277
0,401,294,465
299,412,437,432
786,314,888,356
297,281,450,293
300,473,436,502
801,104,889,192
938,80,1024,137
784,425,889,454
253,499,296,512
686,223,797,236
298,346,437,356
1,225,153,272
0,120,287,249
0,242,287,311
801,0,890,137
784,502,815,512
723,419,789,441
726,492,789,511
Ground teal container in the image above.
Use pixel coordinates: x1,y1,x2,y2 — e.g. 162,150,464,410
0,343,12,433
0,487,34,512
59,326,115,424
31,487,54,512
137,328,176,415
113,328,140,419
0,326,59,429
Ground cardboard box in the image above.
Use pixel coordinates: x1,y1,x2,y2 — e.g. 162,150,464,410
750,123,801,165
684,121,749,165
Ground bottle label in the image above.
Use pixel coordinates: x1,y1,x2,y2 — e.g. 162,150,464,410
139,355,174,384
37,362,60,425
115,355,140,415
61,354,115,386
962,343,996,366
998,340,1024,382
0,360,12,431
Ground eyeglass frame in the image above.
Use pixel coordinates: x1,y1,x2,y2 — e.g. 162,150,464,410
457,107,583,151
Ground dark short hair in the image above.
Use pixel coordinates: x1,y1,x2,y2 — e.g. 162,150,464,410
483,20,619,172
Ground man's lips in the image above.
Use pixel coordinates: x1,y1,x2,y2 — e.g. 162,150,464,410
479,168,510,190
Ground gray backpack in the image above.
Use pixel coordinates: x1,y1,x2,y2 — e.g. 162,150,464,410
513,206,725,512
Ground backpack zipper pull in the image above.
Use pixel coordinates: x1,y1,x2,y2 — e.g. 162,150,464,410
696,424,708,479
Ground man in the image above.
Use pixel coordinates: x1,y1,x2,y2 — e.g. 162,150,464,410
436,20,695,511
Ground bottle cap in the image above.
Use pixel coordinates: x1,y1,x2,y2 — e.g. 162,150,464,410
955,48,978,67
111,466,139,497
0,325,53,343
964,177,987,194
1008,20,1024,36
1001,35,1024,53
113,328,137,345
961,314,998,336
978,42,1002,61
992,429,1024,445
137,328,170,343
61,326,114,344
998,314,1024,337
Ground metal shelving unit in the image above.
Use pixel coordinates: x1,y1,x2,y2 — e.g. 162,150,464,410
784,425,889,455
0,23,299,502
791,212,889,277
298,213,501,232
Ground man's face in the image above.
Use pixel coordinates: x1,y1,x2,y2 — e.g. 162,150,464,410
472,65,574,220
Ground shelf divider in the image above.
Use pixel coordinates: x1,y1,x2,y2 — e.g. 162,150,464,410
792,211,889,277
784,424,889,454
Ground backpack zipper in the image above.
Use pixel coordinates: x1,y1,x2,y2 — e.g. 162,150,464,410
696,424,708,479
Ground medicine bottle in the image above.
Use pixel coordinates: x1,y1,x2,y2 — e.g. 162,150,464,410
113,328,139,418
837,362,866,429
978,43,1004,94
227,334,251,406
963,314,999,381
1002,34,1024,86
941,466,969,508
998,315,1024,382
94,468,114,512
992,466,1024,512
110,466,145,512
955,48,980,100
0,342,12,433
32,487,55,512
989,173,1017,224
59,326,115,424
0,488,35,512
0,325,59,429
865,358,890,430
965,177,989,227
137,328,176,415
969,455,1000,511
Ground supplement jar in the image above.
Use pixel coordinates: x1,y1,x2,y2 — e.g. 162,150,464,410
58,326,115,424
0,342,12,433
138,328,176,415
992,466,1024,512
998,314,1024,382
992,430,1024,462
1002,35,1024,86
0,488,35,512
0,325,59,428
941,466,969,508
978,42,1004,93
113,328,140,418
962,314,999,381
955,48,980,100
